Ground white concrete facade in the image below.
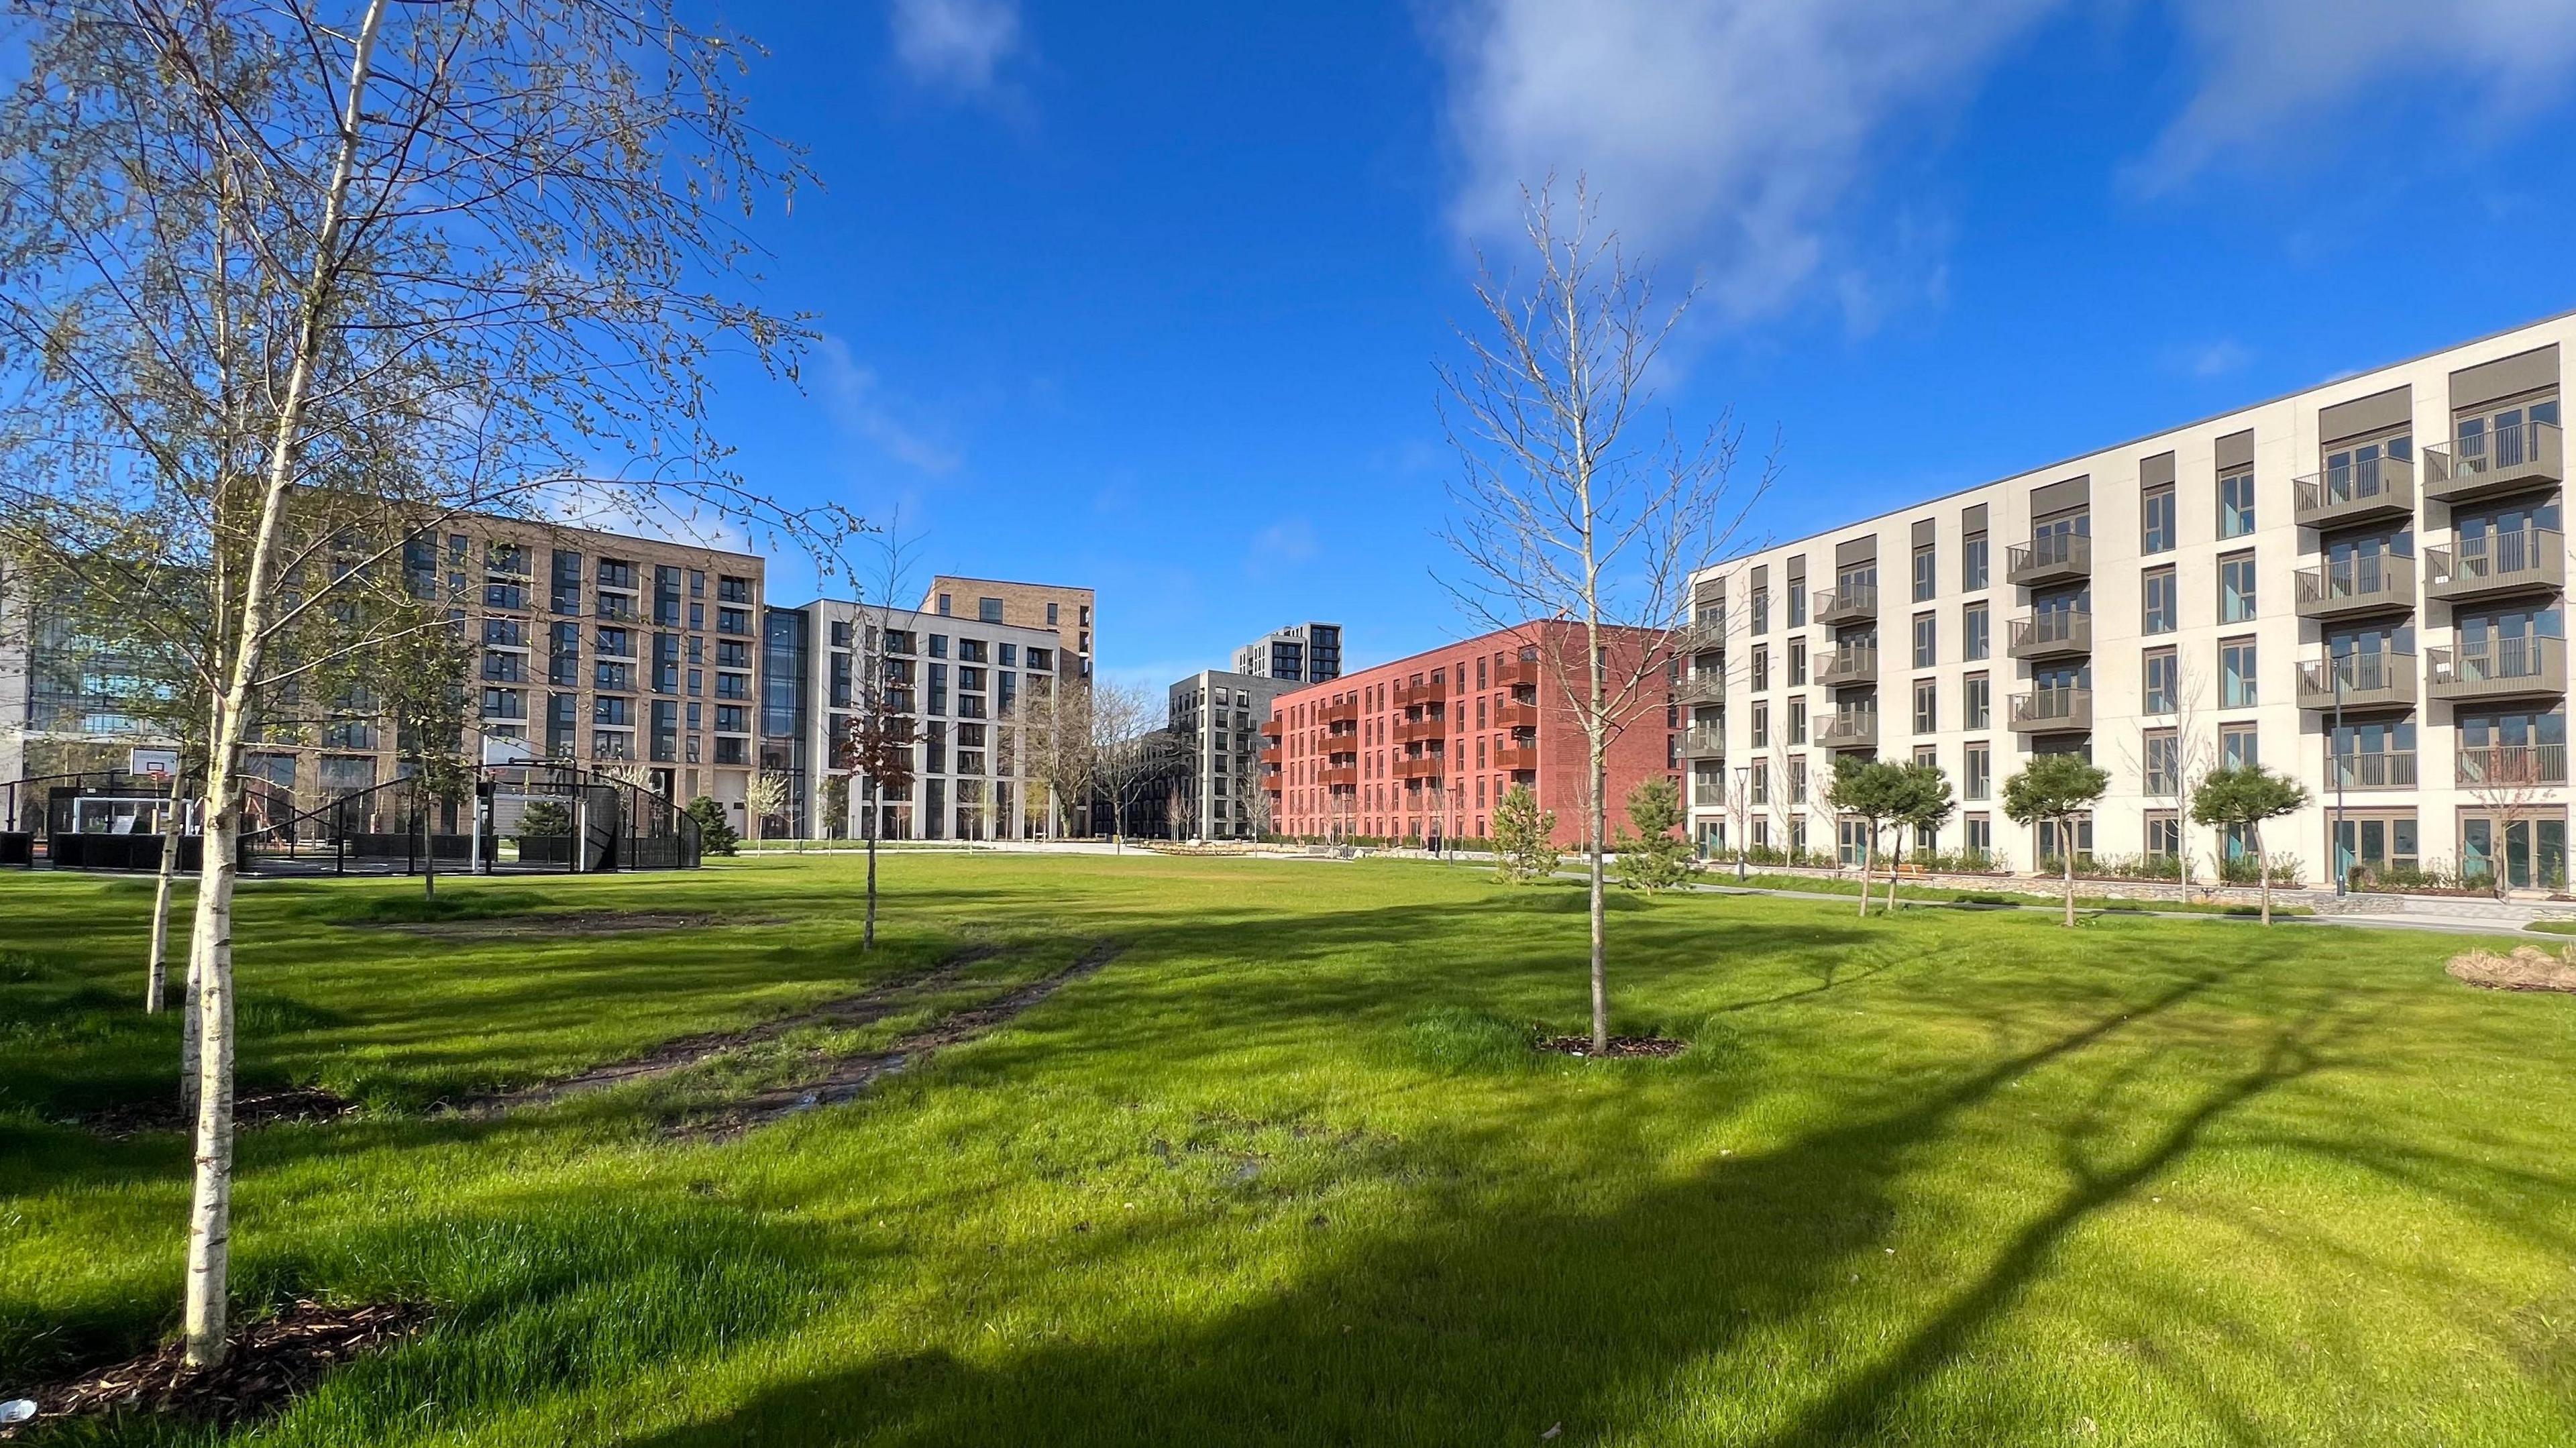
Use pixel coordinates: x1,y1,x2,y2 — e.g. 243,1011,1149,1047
1686,311,2576,891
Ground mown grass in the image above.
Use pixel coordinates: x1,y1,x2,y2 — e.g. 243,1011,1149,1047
1,853,2572,1446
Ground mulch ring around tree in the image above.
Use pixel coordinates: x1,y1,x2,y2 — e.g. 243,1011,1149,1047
1,1299,429,1439
74,1085,360,1139
1533,1033,1688,1060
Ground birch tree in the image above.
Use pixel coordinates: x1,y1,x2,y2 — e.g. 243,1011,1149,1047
0,0,854,1369
1438,180,1773,1056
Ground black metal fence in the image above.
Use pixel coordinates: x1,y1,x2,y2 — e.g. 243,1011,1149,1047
3,763,697,876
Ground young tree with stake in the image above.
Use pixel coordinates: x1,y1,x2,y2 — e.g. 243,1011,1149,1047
1438,180,1773,1055
2002,753,2111,927
2191,765,2310,924
1886,761,1956,915
1825,758,1902,917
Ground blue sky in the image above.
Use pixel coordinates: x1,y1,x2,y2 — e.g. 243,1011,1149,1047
706,0,2576,688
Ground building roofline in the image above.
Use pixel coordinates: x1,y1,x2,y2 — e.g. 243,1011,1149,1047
1719,302,2576,567
921,574,1096,595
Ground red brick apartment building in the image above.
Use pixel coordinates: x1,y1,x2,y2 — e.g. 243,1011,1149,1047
1261,623,1677,846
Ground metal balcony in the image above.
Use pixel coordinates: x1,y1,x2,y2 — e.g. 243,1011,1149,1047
2423,421,2564,504
1493,698,1538,729
2328,750,2418,791
1815,644,1877,687
2425,528,2565,602
2006,533,2091,588
2006,610,2092,661
1316,764,1357,787
1393,752,1446,781
1674,671,1725,705
2457,742,2569,787
2296,651,2416,713
1493,741,1538,773
2008,686,2092,733
1674,617,1727,656
2294,456,2417,529
1680,725,1726,757
2427,636,2568,703
1391,712,1448,743
2294,555,2415,619
1815,584,1878,626
1816,708,1878,750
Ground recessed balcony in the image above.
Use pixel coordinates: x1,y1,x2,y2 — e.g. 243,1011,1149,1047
1815,584,1878,626
2006,533,2091,588
1817,706,1878,750
1493,698,1538,729
1393,752,1446,781
1493,740,1538,773
2008,686,2092,733
1674,616,1727,655
2296,651,2416,713
2294,555,2415,620
2295,456,2417,529
2006,610,2092,661
1674,671,1725,705
2427,636,2567,703
1681,725,1725,757
1316,764,1357,787
2457,742,2569,788
2425,528,2565,602
2423,421,2564,504
1815,643,1878,687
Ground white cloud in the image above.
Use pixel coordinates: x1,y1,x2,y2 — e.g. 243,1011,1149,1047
890,0,1024,95
2135,0,2576,191
1438,0,2057,317
814,335,961,476
2167,338,2254,378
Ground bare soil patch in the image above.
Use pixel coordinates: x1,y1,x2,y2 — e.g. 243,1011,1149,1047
458,942,1003,1113
2448,945,2576,994
75,1085,360,1138
347,909,779,940
1534,1034,1688,1060
674,938,1124,1141
0,1299,428,1439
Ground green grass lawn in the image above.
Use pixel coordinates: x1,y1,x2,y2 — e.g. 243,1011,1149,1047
3,853,2573,1446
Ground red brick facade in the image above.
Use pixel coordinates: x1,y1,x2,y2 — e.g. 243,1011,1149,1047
1260,622,1676,846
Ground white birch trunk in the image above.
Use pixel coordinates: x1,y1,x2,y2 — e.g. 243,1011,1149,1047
146,796,183,1011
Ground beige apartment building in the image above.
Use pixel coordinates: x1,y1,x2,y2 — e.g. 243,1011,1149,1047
1686,312,2576,891
922,575,1095,681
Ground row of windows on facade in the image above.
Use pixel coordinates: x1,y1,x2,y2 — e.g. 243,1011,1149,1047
1733,396,2562,632
932,594,1086,630
405,539,753,615
821,621,1057,671
818,713,1031,779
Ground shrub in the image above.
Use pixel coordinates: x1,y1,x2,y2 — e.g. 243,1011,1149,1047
1613,778,1695,893
684,795,739,857
1491,785,1560,885
516,799,572,840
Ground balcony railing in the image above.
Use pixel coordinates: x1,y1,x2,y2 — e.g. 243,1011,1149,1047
1675,616,1727,655
2006,610,2092,661
1494,741,1538,773
2295,455,2417,528
1392,679,1444,708
1815,584,1878,625
1674,671,1725,705
1681,725,1725,757
1316,764,1358,787
2423,420,2564,503
2293,554,2415,618
2329,750,2418,791
1815,644,1877,687
1258,746,1283,767
1392,712,1448,742
2456,742,2569,787
1393,752,1445,780
2295,651,2416,712
1493,698,1538,729
2426,527,2565,601
1495,657,1542,689
2006,533,2091,588
2008,686,2093,732
2427,636,2568,702
1816,707,1878,749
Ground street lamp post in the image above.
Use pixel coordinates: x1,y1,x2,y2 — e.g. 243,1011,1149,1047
1732,762,1752,882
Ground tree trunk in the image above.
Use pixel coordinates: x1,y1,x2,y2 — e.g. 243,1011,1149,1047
2061,831,2076,927
146,793,184,1011
182,800,242,1370
1885,832,1902,915
180,903,205,1112
1588,732,1609,1056
1856,831,1872,917
863,778,879,952
2255,821,2271,926
421,790,436,900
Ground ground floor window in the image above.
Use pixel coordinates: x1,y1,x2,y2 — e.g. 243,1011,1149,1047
2332,812,2418,884
2035,816,2093,867
1963,814,1991,857
2144,810,2180,859
2461,810,2567,891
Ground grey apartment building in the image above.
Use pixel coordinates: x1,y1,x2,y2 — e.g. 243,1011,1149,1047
762,599,1065,840
1686,312,2576,891
1233,622,1342,683
1165,669,1289,839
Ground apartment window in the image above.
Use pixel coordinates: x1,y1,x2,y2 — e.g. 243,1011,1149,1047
2143,647,2178,715
1788,756,1808,803
2222,723,2259,769
1788,639,1808,685
1913,679,1938,735
1045,602,1059,625
1912,612,1936,668
1963,531,1989,591
2142,485,2176,554
1963,602,1990,662
1751,758,1770,806
1752,587,1770,636
2145,811,2182,859
1963,742,1991,801
2219,467,2256,539
978,596,1004,624
2219,551,2258,623
1751,702,1770,748
1963,673,1990,730
1913,545,1937,603
2220,637,2259,708
1751,646,1770,691
2143,728,2180,795
1964,813,1992,854
1786,583,1808,628
936,592,953,616
1788,697,1807,744
2143,566,2178,635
